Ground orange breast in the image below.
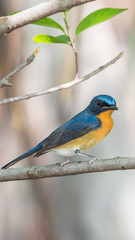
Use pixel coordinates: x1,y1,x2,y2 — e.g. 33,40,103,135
80,110,114,150
54,110,114,153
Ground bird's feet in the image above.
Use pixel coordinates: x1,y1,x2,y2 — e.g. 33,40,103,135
60,157,70,167
89,156,97,164
75,149,97,164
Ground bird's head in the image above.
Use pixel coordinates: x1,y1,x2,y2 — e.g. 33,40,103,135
88,95,118,115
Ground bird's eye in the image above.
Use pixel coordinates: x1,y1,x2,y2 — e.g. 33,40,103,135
96,100,103,107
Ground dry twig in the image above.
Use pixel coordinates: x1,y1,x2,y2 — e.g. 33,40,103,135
0,48,40,87
0,51,123,105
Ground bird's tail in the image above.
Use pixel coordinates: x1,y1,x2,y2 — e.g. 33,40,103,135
1,141,44,169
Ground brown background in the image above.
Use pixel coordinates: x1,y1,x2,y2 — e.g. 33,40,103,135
0,0,134,239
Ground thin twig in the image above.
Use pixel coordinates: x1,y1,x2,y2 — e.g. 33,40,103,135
0,156,135,182
0,48,40,87
0,51,123,105
63,12,78,77
0,0,95,36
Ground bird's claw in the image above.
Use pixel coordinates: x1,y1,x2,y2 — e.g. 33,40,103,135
60,158,70,167
89,156,97,164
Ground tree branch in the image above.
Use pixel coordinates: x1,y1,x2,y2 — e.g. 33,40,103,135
0,156,135,182
0,51,123,105
0,0,95,36
0,48,40,87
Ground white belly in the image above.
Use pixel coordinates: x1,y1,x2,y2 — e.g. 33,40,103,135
53,147,79,156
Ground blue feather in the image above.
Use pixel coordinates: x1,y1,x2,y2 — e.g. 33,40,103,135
2,94,118,169
1,140,45,169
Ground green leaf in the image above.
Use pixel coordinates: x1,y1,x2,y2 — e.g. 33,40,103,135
56,35,71,43
9,11,20,15
75,8,127,37
33,17,65,33
64,8,72,14
33,34,70,44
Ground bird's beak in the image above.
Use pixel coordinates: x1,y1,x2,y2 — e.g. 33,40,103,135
110,105,118,110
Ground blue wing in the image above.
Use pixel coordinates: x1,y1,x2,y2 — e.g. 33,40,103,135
1,109,101,169
35,109,101,157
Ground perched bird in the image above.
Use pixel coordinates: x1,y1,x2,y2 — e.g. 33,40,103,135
2,94,118,169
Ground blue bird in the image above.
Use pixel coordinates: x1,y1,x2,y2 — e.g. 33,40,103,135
2,94,118,169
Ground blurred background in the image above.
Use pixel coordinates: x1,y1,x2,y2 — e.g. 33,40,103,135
0,0,135,239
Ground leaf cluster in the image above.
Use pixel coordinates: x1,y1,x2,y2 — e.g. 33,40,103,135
32,8,127,45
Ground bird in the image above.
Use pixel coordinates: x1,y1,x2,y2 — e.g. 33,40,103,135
1,94,118,169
